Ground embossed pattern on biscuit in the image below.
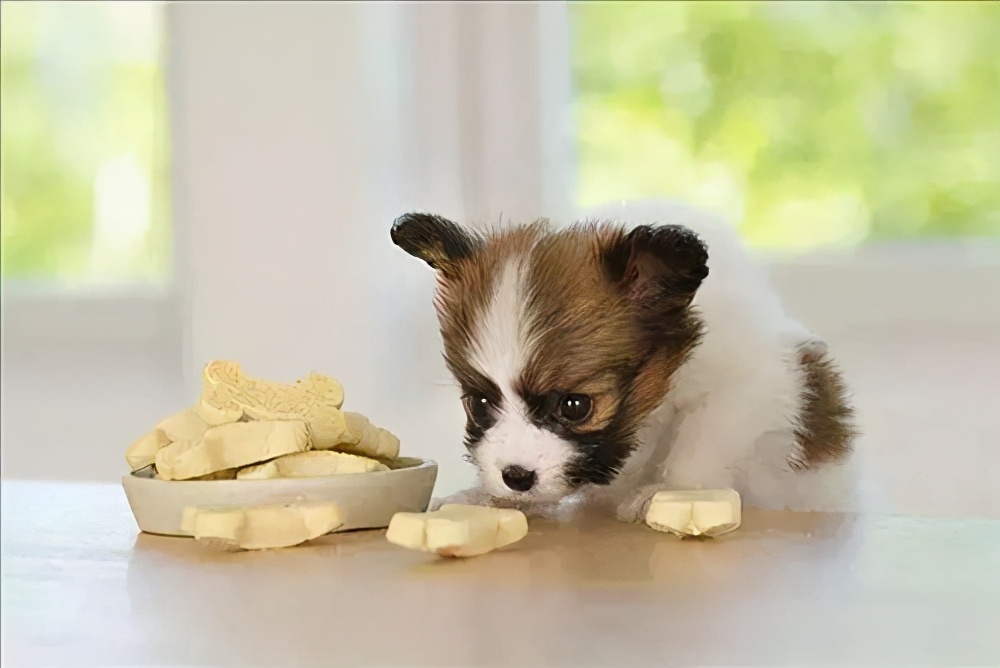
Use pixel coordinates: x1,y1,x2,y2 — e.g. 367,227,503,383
200,361,347,449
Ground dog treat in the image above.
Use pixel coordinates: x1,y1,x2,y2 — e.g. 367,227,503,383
181,502,344,551
317,411,400,460
126,429,173,472
127,363,407,474
644,489,742,537
158,407,217,441
236,450,389,480
155,420,310,481
386,504,528,558
126,408,213,471
194,401,246,426
126,404,245,471
200,360,348,449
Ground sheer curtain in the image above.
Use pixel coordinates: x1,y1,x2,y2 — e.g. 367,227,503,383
170,2,573,495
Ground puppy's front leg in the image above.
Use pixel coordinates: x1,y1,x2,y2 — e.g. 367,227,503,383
429,488,564,519
616,399,745,525
615,484,677,524
428,487,499,511
614,455,737,526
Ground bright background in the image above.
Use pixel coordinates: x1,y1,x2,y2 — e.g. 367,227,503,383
2,2,998,518
572,2,1000,251
2,2,171,283
4,1,998,284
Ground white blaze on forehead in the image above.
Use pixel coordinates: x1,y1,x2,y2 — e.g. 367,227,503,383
466,255,576,502
469,257,532,399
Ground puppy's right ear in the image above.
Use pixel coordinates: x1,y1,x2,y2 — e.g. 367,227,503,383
390,213,480,275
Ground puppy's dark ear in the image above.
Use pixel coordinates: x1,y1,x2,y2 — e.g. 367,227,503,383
391,213,480,275
602,224,709,314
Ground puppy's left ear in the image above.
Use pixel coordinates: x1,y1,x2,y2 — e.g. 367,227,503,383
602,224,709,314
391,213,480,276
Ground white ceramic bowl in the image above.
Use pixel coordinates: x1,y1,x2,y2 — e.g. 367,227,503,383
122,457,438,537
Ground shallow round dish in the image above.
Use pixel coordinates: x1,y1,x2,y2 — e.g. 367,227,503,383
122,457,437,537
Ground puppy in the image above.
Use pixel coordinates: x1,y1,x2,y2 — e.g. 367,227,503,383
391,199,859,523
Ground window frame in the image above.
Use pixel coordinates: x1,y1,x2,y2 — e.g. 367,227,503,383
2,2,185,351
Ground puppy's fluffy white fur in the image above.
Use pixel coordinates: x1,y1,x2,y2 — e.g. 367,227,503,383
432,199,861,521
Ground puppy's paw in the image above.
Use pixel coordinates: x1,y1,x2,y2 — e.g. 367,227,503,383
615,484,672,524
428,488,567,520
428,487,497,511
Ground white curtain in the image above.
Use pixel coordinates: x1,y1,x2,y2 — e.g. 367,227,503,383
167,2,574,494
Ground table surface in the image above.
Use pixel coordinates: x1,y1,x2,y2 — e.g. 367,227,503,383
2,481,999,667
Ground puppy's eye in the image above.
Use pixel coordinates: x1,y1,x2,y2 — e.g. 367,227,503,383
462,392,494,427
558,394,592,423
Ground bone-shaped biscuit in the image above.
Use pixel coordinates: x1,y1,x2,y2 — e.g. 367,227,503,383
386,504,528,557
200,360,347,449
236,450,388,480
314,411,399,461
644,489,742,537
181,502,344,551
155,421,310,481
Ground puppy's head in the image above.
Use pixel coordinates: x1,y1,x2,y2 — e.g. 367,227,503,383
391,213,708,503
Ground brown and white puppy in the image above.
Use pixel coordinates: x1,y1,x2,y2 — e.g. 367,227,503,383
391,199,860,522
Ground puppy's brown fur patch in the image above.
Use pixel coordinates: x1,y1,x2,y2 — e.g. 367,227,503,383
434,221,549,389
520,226,637,430
517,224,701,433
791,341,858,469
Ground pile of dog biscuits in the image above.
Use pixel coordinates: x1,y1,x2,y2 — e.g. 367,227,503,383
127,360,399,480
125,360,400,550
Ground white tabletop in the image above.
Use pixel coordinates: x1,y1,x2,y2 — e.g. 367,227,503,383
2,480,999,666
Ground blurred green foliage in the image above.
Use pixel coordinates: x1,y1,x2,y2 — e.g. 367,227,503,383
2,3,996,279
1,2,170,282
570,1,1000,250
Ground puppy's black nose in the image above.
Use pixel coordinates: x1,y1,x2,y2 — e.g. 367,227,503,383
501,465,537,492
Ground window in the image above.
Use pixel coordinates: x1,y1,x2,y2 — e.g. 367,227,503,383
569,2,1000,252
1,1,170,285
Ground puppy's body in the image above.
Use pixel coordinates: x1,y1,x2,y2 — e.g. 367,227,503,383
578,201,859,519
392,200,859,523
